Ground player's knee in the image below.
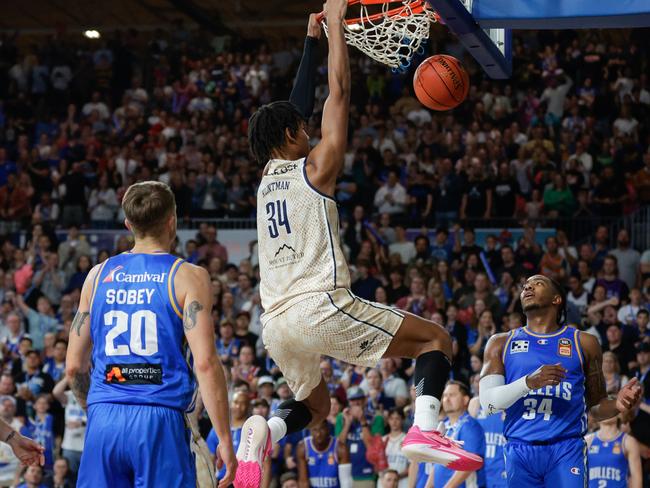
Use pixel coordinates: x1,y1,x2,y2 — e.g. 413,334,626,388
421,325,452,358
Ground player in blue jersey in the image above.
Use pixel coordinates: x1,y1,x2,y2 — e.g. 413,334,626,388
468,396,506,487
479,274,641,487
65,181,237,488
586,416,642,488
296,419,352,488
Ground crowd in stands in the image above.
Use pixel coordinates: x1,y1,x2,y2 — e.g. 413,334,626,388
0,20,648,488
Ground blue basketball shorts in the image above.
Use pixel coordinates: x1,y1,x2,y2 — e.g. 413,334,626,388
504,437,587,488
77,403,196,488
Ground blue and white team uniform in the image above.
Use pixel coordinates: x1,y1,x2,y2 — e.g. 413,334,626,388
304,435,340,488
78,253,196,488
475,408,507,488
502,325,587,487
588,431,628,488
415,412,485,488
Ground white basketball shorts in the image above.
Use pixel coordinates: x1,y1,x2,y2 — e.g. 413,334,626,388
262,288,405,401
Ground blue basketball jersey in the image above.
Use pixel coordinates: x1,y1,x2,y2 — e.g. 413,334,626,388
305,436,340,488
87,253,196,411
476,407,507,487
503,325,586,442
588,432,628,488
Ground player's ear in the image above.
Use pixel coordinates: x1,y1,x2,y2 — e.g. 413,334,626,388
285,127,298,145
124,219,132,232
552,294,562,307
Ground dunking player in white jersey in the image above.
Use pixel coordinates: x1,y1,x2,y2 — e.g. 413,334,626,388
233,1,482,487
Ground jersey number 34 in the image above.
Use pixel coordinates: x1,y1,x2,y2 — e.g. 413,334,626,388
266,200,291,239
522,398,553,421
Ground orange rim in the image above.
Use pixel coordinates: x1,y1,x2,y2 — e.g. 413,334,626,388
317,0,439,25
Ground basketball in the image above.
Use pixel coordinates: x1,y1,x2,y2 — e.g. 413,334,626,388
413,54,470,110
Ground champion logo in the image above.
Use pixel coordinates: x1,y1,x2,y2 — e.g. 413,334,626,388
570,467,580,475
103,265,124,283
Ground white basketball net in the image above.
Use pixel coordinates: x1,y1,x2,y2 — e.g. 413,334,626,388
322,0,438,71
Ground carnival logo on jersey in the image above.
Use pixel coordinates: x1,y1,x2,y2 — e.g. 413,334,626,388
613,442,621,454
537,339,549,345
103,265,124,283
103,266,166,284
558,338,572,357
510,340,529,354
570,467,580,475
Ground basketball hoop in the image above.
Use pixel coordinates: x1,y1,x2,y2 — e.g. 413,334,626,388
318,0,439,71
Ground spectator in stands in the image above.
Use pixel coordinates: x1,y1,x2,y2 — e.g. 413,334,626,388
374,169,408,216
606,322,637,376
460,158,492,221
336,386,384,487
610,229,641,290
197,226,228,263
539,236,568,283
596,255,630,301
388,225,415,264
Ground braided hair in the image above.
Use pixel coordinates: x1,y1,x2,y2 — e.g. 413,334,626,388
547,276,567,326
248,101,304,164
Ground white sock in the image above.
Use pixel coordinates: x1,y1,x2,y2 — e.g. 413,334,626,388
267,416,287,444
414,395,441,431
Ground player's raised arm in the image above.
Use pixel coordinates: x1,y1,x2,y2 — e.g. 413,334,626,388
479,333,567,414
176,263,237,488
307,0,350,194
66,263,103,409
580,331,641,421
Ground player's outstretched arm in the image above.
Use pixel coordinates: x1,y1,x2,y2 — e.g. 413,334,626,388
289,14,321,119
0,418,44,466
307,0,350,195
580,331,641,421
176,263,237,488
65,263,102,409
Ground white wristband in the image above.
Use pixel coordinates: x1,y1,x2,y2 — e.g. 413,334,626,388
479,374,531,414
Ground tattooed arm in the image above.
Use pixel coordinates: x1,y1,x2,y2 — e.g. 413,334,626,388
580,331,641,421
176,262,236,488
65,264,101,410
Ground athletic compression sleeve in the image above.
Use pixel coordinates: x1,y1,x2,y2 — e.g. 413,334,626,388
338,464,352,488
289,36,319,119
479,373,533,414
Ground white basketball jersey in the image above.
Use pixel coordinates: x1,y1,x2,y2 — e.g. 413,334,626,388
256,158,350,319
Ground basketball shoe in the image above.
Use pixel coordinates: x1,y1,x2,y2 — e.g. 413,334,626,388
402,425,484,470
233,415,272,488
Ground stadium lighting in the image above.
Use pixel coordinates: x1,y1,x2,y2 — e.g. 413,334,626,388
84,29,101,39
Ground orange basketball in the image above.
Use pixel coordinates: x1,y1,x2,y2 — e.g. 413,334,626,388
413,55,470,111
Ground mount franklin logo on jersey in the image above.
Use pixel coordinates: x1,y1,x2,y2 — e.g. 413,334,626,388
103,265,166,284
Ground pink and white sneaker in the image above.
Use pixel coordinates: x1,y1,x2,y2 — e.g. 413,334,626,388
402,425,484,471
234,415,272,488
